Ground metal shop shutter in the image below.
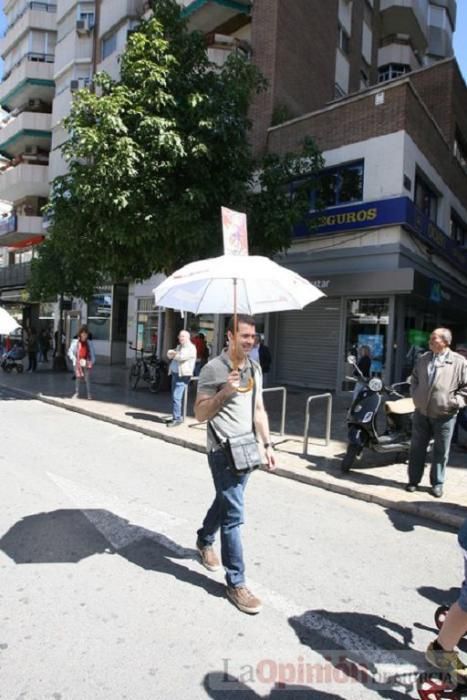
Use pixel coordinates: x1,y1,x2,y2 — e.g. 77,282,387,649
274,297,341,390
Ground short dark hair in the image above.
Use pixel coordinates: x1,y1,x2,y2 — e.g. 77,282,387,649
227,315,256,334
78,325,89,336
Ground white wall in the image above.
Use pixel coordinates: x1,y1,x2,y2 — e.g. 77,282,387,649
322,130,406,201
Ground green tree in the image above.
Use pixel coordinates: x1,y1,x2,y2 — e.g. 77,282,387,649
30,0,323,301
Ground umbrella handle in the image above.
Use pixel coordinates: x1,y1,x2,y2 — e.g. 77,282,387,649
236,377,254,394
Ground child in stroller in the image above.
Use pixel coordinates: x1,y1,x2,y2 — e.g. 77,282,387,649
1,343,25,373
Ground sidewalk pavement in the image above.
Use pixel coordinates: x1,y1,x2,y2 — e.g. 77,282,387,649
1,361,466,529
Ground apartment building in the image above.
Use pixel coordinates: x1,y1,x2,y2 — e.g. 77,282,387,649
0,0,56,326
265,57,467,391
0,0,461,369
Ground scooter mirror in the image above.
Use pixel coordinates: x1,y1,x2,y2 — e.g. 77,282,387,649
347,355,357,365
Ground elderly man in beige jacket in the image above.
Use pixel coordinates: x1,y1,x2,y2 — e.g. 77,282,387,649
166,330,197,427
407,328,467,498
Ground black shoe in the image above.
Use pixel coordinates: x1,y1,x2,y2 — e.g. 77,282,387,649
431,485,443,498
405,483,418,493
166,419,183,428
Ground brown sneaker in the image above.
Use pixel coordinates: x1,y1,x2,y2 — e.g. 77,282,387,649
226,586,262,614
196,540,221,572
426,641,467,683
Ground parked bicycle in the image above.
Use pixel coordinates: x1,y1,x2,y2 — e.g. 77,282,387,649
128,343,167,393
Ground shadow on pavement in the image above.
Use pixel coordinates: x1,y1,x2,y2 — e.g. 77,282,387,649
203,671,346,699
0,508,225,600
384,505,464,533
288,609,424,700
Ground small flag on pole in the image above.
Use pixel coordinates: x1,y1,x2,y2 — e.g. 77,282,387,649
221,207,248,256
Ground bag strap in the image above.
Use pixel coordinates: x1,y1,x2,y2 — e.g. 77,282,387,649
208,361,257,447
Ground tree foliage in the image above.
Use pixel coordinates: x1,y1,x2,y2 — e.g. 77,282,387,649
30,0,323,302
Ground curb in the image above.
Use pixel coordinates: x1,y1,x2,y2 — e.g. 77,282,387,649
2,383,462,531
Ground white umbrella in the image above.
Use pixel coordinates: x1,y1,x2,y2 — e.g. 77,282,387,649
154,254,324,315
0,307,21,335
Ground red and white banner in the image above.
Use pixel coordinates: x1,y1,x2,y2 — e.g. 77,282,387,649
221,207,248,256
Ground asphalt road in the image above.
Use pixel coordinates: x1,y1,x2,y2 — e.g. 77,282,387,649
0,388,463,699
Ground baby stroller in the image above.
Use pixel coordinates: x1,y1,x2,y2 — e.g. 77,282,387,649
1,345,25,373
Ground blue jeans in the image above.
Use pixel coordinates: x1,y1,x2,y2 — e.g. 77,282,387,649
197,449,250,588
408,410,457,486
171,373,190,421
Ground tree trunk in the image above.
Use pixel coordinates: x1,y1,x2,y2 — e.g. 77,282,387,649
53,293,67,371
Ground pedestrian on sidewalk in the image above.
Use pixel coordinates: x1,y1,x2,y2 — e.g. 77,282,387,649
194,314,276,615
25,328,38,372
68,326,96,400
166,330,196,427
406,327,467,498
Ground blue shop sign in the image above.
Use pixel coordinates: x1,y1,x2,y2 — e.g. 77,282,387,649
294,196,467,274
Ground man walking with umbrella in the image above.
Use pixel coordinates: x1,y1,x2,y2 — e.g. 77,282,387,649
194,314,276,614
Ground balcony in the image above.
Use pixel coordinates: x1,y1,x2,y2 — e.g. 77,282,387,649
1,3,57,57
0,262,32,289
379,0,428,53
206,33,251,66
54,28,93,74
0,54,55,111
377,43,419,71
99,0,144,38
0,111,52,158
181,0,251,33
0,161,49,201
0,214,44,246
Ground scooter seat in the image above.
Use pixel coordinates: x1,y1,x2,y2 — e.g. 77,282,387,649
384,398,414,415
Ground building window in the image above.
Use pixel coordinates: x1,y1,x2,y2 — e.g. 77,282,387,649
337,23,350,55
343,297,390,389
414,174,438,222
136,298,159,351
318,160,364,208
450,212,467,247
454,129,467,173
87,288,112,341
102,32,117,60
378,63,410,83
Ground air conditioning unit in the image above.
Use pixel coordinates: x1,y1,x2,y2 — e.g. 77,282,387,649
24,145,38,155
70,79,80,92
27,98,42,109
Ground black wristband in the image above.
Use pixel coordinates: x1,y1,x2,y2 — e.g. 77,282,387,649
264,442,272,449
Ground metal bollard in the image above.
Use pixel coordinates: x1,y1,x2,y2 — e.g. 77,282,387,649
303,393,332,454
263,386,287,436
183,376,199,421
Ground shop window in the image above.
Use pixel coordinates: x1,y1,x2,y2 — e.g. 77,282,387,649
343,297,390,390
87,288,112,341
450,211,467,247
414,174,438,222
136,298,159,351
318,160,364,208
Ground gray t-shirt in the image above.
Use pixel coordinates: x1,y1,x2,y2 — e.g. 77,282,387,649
197,350,263,451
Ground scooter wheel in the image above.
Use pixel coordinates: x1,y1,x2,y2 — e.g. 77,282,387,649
341,444,361,472
4,365,12,373
435,605,450,631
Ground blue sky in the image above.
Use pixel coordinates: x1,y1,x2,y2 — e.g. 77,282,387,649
0,5,465,86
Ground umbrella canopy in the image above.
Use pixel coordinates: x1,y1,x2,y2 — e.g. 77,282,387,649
0,307,21,335
154,255,324,315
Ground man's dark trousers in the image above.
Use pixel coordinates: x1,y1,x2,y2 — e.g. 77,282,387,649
408,409,457,486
